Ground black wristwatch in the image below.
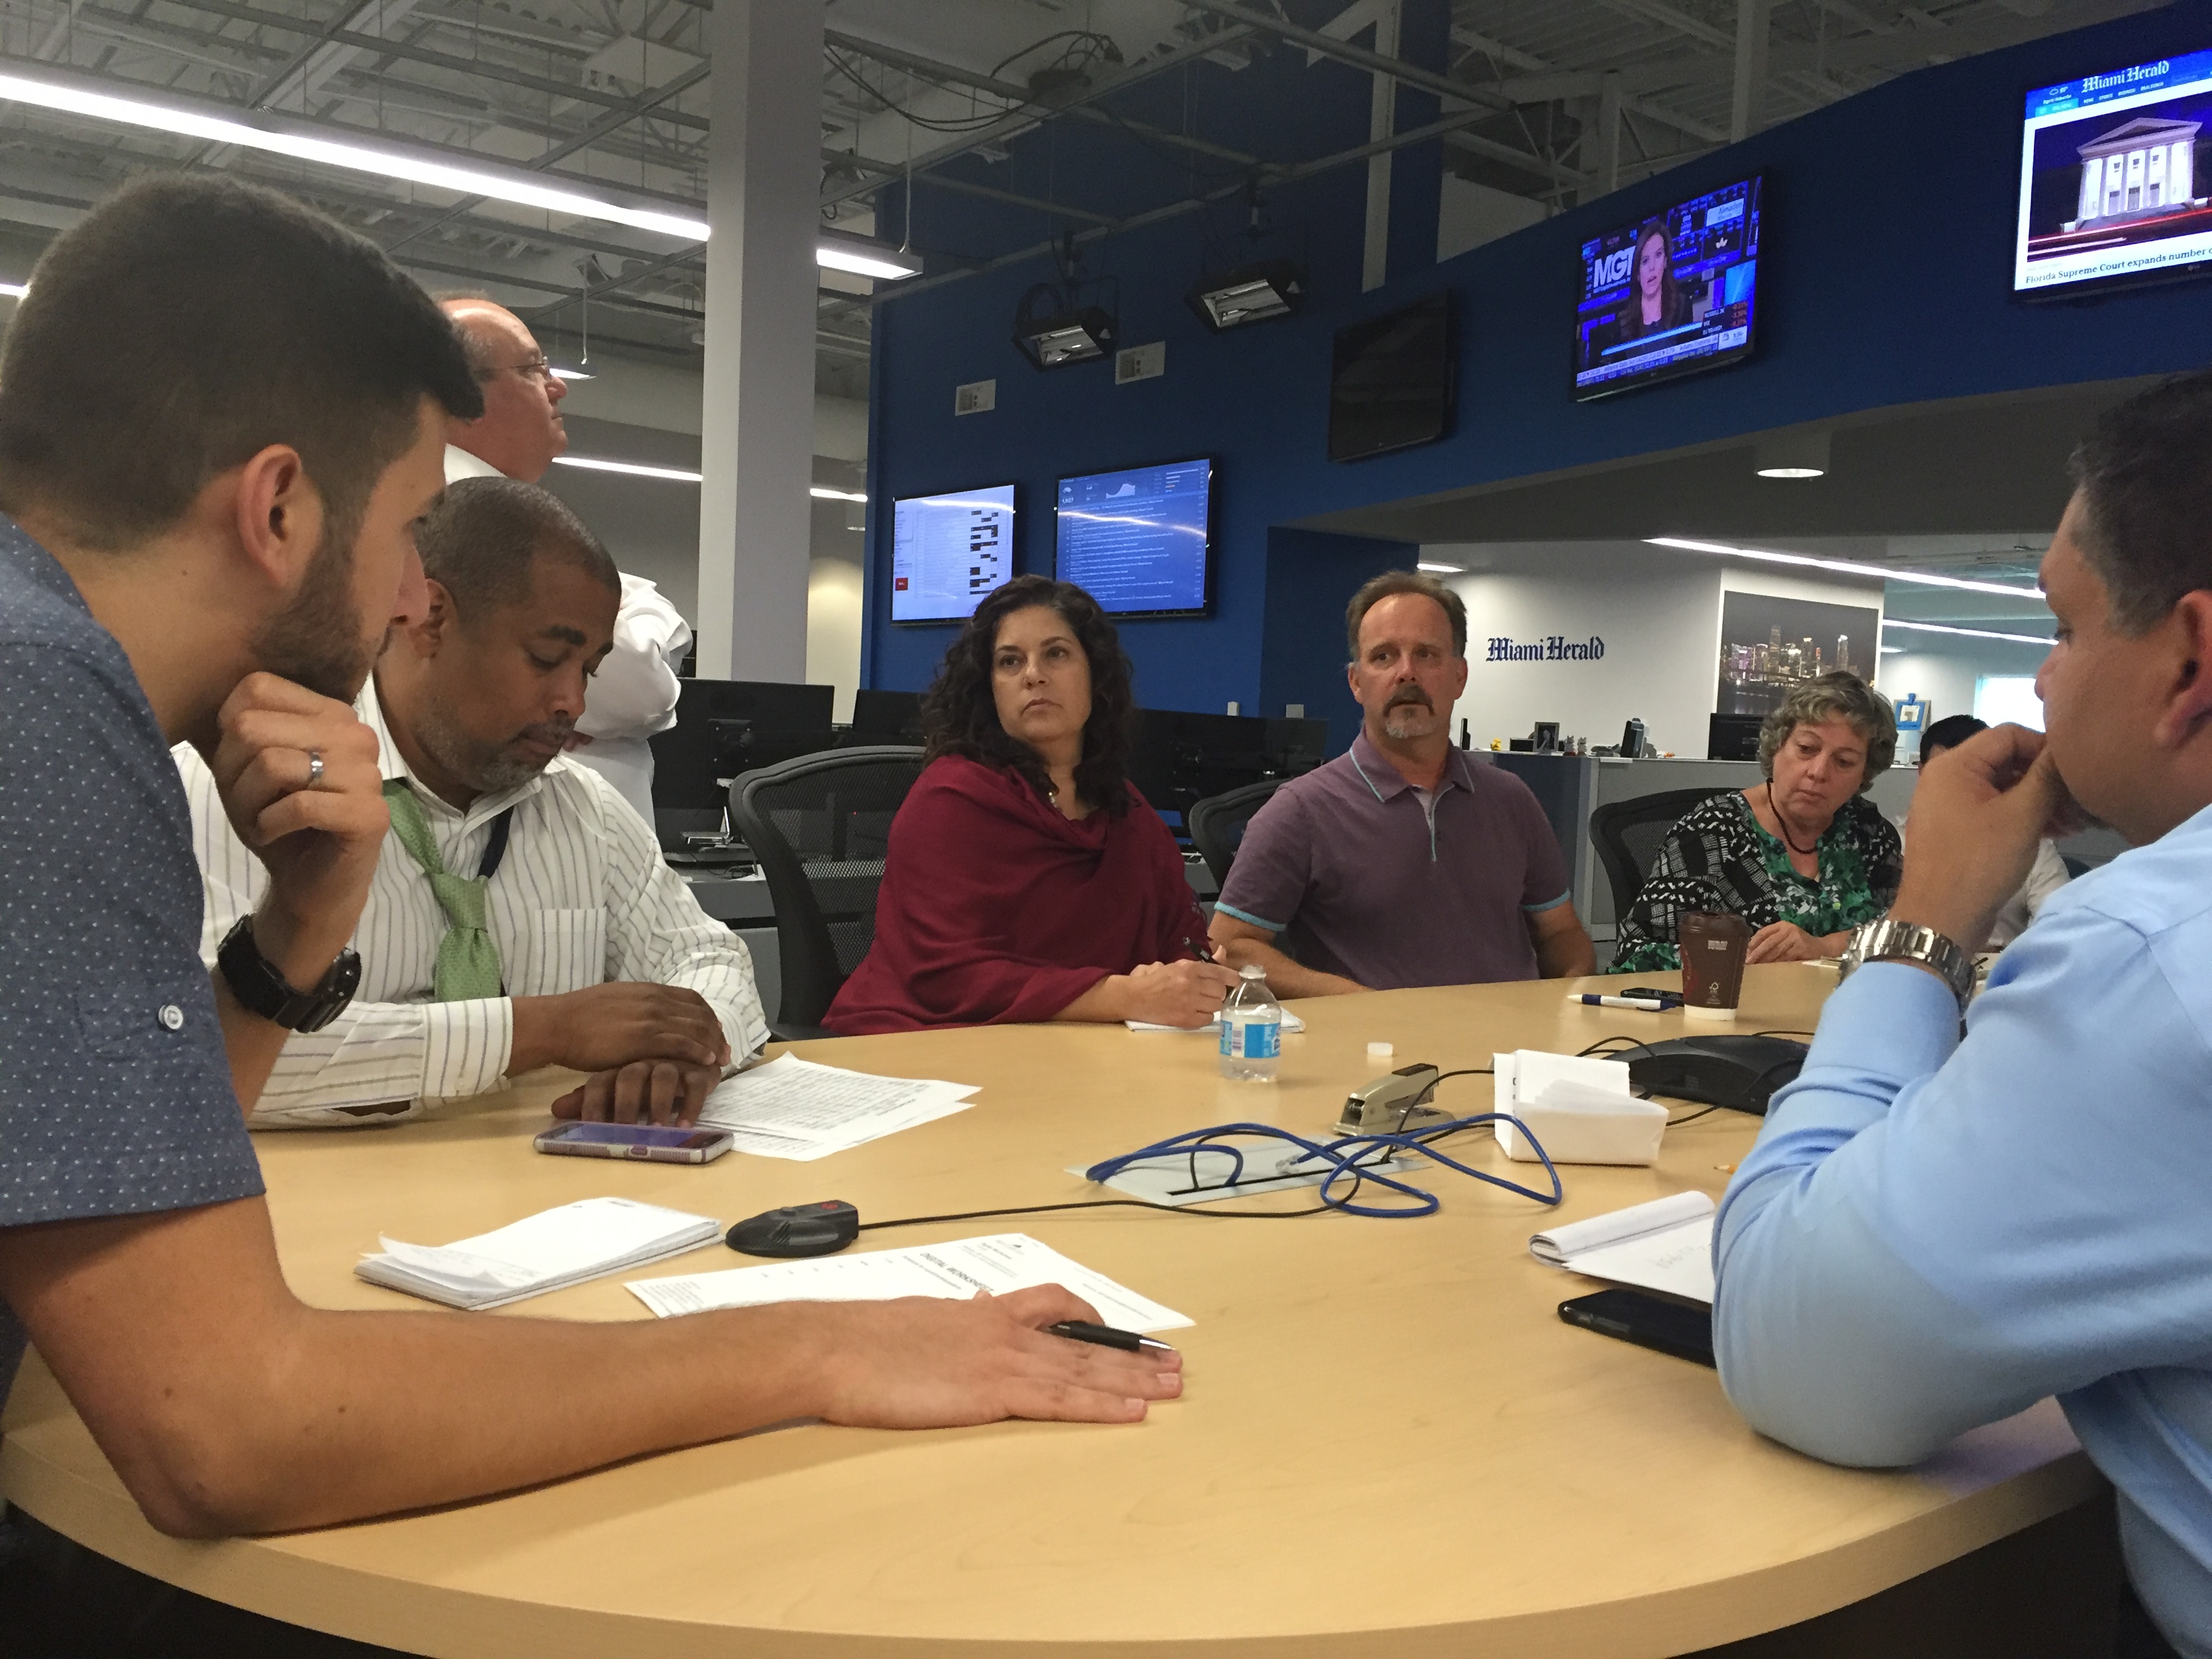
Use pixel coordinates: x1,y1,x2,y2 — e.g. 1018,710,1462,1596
217,916,362,1033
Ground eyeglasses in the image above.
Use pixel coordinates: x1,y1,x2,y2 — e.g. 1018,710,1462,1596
476,353,556,386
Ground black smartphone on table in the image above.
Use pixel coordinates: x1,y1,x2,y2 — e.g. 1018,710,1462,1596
1558,1288,1715,1367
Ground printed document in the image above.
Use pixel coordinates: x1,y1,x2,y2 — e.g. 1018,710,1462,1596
697,1054,978,1161
628,1232,1191,1332
356,1197,722,1311
1528,1191,1716,1303
1071,1141,1405,1206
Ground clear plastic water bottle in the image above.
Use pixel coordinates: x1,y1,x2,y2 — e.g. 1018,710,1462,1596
1218,964,1282,1082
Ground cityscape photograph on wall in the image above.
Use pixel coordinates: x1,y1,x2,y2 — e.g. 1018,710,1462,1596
1717,593,1881,718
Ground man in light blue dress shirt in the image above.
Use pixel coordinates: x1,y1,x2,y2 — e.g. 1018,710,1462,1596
1715,371,2212,1658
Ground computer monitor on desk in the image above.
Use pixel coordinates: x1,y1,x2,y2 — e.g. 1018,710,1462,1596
1127,710,1328,837
1708,713,1763,762
848,689,925,744
650,680,837,817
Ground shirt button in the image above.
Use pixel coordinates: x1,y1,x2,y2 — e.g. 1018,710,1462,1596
158,1004,184,1031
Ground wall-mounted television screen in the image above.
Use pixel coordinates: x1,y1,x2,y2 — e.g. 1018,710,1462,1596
2015,48,2212,298
889,481,1017,624
1328,291,1454,462
1054,458,1214,617
1574,175,1763,400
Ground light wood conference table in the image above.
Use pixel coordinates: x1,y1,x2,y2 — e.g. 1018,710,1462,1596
1,967,2102,1658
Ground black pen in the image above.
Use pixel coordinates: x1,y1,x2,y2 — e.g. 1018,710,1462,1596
1046,1319,1176,1353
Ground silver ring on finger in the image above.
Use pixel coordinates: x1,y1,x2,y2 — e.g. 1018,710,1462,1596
306,749,325,787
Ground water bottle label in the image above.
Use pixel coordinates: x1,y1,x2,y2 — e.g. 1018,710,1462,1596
1220,1017,1281,1060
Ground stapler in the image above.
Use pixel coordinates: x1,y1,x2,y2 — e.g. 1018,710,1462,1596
1336,1063,1444,1135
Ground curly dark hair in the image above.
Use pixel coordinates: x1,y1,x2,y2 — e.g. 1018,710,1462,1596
920,575,1138,817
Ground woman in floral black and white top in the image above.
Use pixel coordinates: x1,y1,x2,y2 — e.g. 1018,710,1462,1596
1611,672,1902,974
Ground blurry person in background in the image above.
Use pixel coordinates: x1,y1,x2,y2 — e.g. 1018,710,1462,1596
1912,713,2069,949
438,293,687,823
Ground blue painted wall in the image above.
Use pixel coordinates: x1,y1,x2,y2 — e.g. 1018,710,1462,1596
863,0,2212,744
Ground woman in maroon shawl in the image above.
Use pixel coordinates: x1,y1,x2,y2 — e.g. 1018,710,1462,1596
826,577,1239,1034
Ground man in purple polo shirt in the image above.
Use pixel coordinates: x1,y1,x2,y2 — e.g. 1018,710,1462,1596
1209,571,1595,993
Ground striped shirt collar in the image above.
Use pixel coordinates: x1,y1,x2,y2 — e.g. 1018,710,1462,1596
359,673,562,830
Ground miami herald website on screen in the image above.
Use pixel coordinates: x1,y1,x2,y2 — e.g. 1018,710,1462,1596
891,484,1017,623
1056,460,1212,615
2015,49,2212,293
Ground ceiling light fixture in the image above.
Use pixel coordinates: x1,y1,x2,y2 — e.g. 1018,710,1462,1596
1753,430,1830,479
1645,537,2045,600
810,486,867,501
550,455,701,483
0,282,25,299
817,229,923,281
1881,618,2055,645
0,66,710,241
1416,561,1465,573
549,366,593,381
1187,257,1306,331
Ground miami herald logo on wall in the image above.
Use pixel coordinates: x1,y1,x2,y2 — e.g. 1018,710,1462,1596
1486,635,1607,663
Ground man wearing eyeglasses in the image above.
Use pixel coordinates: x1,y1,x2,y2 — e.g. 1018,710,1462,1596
439,295,690,824
441,295,571,486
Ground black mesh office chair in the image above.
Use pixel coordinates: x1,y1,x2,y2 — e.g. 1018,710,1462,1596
1588,787,1725,920
1187,779,1282,888
729,745,927,1038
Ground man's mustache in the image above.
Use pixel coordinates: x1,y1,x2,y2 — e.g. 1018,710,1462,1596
1385,687,1434,710
512,718,577,747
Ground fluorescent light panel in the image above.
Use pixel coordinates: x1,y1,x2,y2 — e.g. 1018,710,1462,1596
0,70,710,241
548,366,592,381
550,458,868,501
1416,561,1465,573
1645,537,2044,600
0,71,922,283
0,282,24,298
817,240,922,281
551,455,701,483
1881,618,2055,645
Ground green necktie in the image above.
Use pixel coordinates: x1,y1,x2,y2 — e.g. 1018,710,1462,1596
382,780,506,1002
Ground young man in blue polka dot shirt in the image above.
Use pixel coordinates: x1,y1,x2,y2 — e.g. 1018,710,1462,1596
0,176,1179,1553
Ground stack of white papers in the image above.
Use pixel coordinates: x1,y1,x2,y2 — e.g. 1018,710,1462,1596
627,1232,1192,1333
697,1054,977,1161
356,1197,722,1310
1529,1191,1717,1303
1124,1010,1307,1033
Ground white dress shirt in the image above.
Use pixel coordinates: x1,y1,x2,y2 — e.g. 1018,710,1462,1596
570,573,689,823
1899,820,2071,950
178,678,767,1128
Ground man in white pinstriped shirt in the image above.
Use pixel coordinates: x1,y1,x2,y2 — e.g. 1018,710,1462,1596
178,477,767,1130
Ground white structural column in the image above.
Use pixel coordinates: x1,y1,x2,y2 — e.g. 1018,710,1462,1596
1729,0,1769,144
695,0,823,681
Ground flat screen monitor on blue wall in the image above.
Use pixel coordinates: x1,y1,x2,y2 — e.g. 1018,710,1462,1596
2015,47,2212,299
1574,175,1763,401
1328,291,1454,462
1054,458,1214,618
889,482,1017,624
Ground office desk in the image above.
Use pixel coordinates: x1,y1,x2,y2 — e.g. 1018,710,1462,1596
1,969,2103,1658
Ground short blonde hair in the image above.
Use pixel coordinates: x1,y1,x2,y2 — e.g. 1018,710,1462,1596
1756,671,1896,792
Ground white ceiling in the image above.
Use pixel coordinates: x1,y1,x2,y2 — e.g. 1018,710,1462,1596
0,0,2160,392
